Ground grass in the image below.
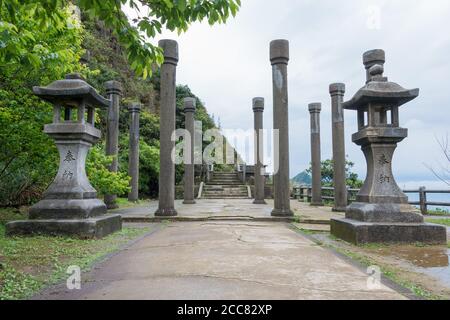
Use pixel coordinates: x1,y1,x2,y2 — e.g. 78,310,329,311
112,197,152,209
0,207,152,300
330,244,441,300
0,207,27,225
425,218,450,227
426,208,449,216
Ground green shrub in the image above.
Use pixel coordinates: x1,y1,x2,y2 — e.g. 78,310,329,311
86,145,130,196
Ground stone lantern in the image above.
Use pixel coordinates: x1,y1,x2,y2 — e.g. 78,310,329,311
331,50,446,245
6,74,122,238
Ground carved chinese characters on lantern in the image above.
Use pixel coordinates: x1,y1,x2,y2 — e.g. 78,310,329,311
64,150,76,162
62,149,75,181
378,154,389,166
379,174,391,184
63,170,74,180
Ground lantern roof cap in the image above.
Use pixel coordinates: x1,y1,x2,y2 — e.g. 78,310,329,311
343,81,419,110
33,73,109,108
344,51,419,110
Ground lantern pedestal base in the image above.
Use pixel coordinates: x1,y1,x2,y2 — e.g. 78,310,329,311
331,218,447,245
345,202,424,223
271,209,294,217
29,198,107,220
5,215,122,239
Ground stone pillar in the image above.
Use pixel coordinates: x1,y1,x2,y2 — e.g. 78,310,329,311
270,40,293,216
128,102,141,202
104,80,123,209
329,83,347,212
253,97,267,205
155,39,178,217
183,97,196,205
309,103,323,206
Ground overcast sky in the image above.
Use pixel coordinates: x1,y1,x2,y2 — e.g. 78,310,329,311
127,0,450,188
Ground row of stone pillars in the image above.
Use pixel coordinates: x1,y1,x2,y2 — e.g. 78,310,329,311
306,84,347,211
153,39,295,217
104,82,141,209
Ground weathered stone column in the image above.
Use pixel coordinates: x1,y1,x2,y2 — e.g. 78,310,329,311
104,80,123,209
155,39,178,217
329,83,347,212
253,98,267,204
309,103,323,206
128,102,141,202
270,39,293,216
183,97,196,205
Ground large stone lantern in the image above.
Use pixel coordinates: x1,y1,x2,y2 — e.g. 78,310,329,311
6,74,122,238
331,50,446,245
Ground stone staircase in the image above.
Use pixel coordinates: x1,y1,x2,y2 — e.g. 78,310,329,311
202,172,249,199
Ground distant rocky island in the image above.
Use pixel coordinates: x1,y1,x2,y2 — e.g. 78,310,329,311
291,170,312,186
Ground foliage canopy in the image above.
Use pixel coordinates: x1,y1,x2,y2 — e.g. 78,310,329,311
0,0,241,78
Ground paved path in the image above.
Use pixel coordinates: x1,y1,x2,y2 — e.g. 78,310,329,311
35,221,406,300
112,199,344,226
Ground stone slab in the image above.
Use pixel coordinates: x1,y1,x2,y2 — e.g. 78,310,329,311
29,198,107,220
331,218,447,245
346,202,424,223
6,214,122,239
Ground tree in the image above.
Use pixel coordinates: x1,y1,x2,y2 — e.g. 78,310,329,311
1,0,241,79
306,159,364,189
425,134,450,186
0,5,86,206
0,4,130,205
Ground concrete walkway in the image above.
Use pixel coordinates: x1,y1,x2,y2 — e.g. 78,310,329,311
34,221,406,300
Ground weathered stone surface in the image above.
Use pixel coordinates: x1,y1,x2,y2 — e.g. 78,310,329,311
253,97,266,205
308,103,323,206
155,39,179,217
128,103,141,202
331,218,447,245
183,97,196,205
104,80,123,209
270,39,293,217
6,215,122,239
32,73,109,108
331,49,447,244
329,83,347,212
29,199,106,220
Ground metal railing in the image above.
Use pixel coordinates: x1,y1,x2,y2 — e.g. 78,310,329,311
294,185,450,215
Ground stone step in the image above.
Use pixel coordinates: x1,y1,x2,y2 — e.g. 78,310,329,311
204,192,248,196
204,191,247,194
204,188,245,190
210,182,242,185
204,186,246,189
204,190,247,193
203,195,250,199
212,177,239,180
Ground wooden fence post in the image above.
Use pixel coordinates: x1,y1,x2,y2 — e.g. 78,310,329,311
419,186,427,215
